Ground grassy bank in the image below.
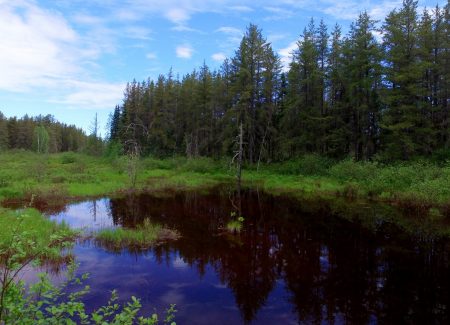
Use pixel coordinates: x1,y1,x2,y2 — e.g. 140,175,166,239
0,151,449,207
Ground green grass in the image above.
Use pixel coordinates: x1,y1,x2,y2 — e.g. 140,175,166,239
95,219,179,250
0,151,234,202
0,151,449,207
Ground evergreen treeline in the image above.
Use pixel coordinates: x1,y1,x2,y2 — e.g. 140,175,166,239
109,1,447,162
0,112,88,153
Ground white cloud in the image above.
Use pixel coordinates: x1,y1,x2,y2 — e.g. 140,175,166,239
320,0,403,21
0,1,125,111
50,80,125,109
176,45,193,59
123,26,152,40
267,33,288,43
171,25,201,32
368,1,403,20
228,5,253,12
263,6,295,20
211,52,226,62
165,8,190,24
278,41,297,71
0,1,78,92
215,26,243,50
146,52,157,60
216,26,242,34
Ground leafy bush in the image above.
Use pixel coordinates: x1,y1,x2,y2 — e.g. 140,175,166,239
270,154,333,176
141,157,179,170
178,157,224,174
328,159,379,182
60,152,78,164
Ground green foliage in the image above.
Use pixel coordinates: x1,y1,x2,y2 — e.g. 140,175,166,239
178,157,226,174
104,141,123,160
268,154,333,176
0,209,75,258
226,213,245,233
328,159,379,182
0,151,448,206
60,152,78,164
32,126,49,154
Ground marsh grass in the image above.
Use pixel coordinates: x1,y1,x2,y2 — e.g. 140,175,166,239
0,151,448,206
0,208,77,263
95,219,179,250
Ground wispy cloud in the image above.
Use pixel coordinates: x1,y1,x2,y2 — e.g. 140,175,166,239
267,33,289,43
0,0,125,110
228,5,254,12
176,44,193,59
263,6,295,20
165,8,190,25
146,52,157,60
211,52,226,62
50,80,125,109
278,41,297,71
123,26,153,40
215,26,243,51
216,26,242,34
0,1,78,92
318,0,403,21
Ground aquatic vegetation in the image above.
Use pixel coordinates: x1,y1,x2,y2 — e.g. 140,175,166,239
95,218,180,250
226,213,244,233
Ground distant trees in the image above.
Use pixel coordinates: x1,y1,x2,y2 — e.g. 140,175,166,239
0,113,88,153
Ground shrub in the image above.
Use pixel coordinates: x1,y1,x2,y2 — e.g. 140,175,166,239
328,159,379,182
270,154,333,176
60,152,78,164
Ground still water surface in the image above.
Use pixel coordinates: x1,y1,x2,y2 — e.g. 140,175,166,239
38,188,450,324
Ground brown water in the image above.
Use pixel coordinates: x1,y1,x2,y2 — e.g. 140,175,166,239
33,188,450,324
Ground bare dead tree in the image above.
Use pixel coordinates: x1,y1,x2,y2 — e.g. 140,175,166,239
230,122,244,187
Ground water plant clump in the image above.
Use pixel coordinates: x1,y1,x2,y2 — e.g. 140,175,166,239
226,212,245,233
95,218,180,250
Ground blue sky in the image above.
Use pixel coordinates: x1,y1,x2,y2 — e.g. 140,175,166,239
0,0,445,134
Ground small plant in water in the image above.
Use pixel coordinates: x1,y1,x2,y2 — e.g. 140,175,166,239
226,212,244,233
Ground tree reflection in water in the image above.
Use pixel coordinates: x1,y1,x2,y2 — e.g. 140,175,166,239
93,188,450,324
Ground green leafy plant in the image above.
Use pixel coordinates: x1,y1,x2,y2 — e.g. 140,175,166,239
226,212,244,233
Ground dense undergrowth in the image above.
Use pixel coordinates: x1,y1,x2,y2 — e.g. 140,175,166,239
0,150,448,206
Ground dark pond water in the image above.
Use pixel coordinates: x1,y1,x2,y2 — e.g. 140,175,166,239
32,189,450,324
